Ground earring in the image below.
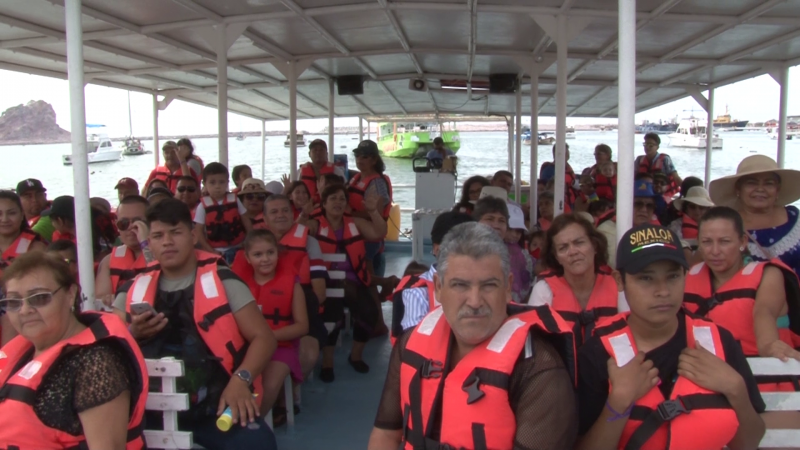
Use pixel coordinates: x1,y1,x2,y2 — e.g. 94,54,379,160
739,246,745,252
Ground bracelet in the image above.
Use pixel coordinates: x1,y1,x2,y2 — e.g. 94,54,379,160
605,400,632,422
139,239,149,249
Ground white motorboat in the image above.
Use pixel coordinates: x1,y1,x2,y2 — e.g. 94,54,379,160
565,126,576,139
63,128,122,165
284,133,307,147
667,118,723,149
121,137,146,156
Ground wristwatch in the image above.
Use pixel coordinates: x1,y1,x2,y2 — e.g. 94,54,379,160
234,369,253,386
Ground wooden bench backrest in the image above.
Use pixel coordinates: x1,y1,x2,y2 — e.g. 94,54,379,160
144,358,194,450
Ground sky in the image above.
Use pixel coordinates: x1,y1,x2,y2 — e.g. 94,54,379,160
0,66,797,137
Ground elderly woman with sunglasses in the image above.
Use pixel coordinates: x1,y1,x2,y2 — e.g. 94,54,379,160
95,196,156,306
0,252,149,449
175,176,201,216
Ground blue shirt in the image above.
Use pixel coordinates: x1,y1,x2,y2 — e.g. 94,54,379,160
425,149,454,161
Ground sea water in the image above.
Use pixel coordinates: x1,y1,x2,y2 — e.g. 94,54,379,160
2,131,797,229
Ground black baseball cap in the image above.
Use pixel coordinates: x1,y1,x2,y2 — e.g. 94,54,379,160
431,212,475,245
433,137,444,145
16,179,46,195
41,195,75,221
353,140,379,157
309,139,327,150
616,224,688,274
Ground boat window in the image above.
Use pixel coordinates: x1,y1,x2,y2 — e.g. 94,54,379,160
87,142,99,153
101,140,112,148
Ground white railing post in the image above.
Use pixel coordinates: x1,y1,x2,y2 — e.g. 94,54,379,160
777,65,789,168
152,93,160,168
704,88,714,187
289,62,298,180
554,14,568,217
217,25,228,167
261,119,266,180
616,0,637,242
530,75,539,217
515,81,523,202
328,79,335,161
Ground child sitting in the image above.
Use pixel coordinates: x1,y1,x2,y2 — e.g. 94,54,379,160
233,230,308,425
231,164,253,195
575,174,599,212
194,162,253,263
594,161,617,201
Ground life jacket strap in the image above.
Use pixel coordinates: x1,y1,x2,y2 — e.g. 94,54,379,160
625,393,731,450
263,308,293,325
198,304,232,332
401,349,443,379
684,288,757,316
0,384,36,405
461,367,510,405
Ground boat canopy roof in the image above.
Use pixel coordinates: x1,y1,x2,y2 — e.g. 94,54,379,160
1,0,798,121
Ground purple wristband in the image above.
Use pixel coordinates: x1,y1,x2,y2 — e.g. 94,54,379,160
605,400,633,422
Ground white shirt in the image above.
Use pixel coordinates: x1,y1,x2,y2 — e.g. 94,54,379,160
527,279,630,312
400,265,438,331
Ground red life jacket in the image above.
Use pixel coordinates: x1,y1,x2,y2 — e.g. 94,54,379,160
541,162,578,207
390,273,437,345
347,173,393,218
0,230,41,273
595,173,617,201
539,269,618,344
635,153,679,196
596,313,737,450
238,261,297,348
109,245,158,295
252,213,266,230
201,194,246,248
399,305,576,450
683,260,800,358
681,216,698,240
231,224,311,285
300,162,336,203
125,250,262,401
315,215,370,286
28,216,40,228
51,230,75,243
0,312,148,450
149,165,196,193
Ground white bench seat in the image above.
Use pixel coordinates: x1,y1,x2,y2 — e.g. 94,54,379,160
749,358,800,449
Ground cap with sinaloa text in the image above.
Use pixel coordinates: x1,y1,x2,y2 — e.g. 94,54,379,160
115,177,139,190
15,179,46,195
616,224,688,274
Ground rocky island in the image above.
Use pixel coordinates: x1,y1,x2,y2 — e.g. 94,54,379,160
0,100,71,145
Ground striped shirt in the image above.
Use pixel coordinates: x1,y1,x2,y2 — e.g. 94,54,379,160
400,265,437,331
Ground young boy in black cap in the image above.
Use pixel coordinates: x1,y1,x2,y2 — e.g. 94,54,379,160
576,224,765,450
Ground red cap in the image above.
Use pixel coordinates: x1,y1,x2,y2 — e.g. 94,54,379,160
115,177,139,190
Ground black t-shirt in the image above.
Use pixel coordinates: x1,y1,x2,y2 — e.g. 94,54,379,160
577,311,765,436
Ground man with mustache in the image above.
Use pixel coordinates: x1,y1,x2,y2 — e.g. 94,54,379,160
369,222,578,450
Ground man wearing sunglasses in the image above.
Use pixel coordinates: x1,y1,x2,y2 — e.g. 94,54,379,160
597,180,661,269
95,195,155,305
175,176,201,216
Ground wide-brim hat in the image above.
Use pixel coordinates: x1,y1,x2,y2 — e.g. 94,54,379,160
238,178,268,196
673,186,714,210
709,155,800,207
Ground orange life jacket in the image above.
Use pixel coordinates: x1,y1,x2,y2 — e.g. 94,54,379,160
390,273,437,345
315,215,370,286
681,216,698,240
28,216,40,228
109,245,157,295
238,262,297,349
635,153,679,197
0,312,148,450
51,230,75,243
124,250,262,401
684,259,800,357
251,213,266,230
347,172,393,218
0,230,41,273
230,224,311,285
399,304,576,450
149,165,195,193
201,194,246,248
541,161,578,207
596,313,737,450
539,269,618,345
595,173,617,201
300,162,336,203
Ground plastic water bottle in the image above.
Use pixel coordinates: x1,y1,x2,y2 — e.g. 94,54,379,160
217,394,258,432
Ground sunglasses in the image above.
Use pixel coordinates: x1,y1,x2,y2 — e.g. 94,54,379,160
634,201,656,211
244,193,267,201
116,217,144,231
1,286,63,312
177,186,197,193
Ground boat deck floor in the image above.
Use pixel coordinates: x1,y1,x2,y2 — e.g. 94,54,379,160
275,254,414,449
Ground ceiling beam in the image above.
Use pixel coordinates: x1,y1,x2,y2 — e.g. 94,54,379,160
376,0,424,75
568,86,607,116
467,0,478,81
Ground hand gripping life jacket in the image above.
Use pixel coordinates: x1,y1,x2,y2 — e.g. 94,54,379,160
390,273,436,345
596,313,737,450
109,245,159,295
125,250,262,401
315,215,370,286
202,194,246,248
595,173,617,201
635,154,679,197
239,262,297,349
150,165,194,193
539,269,618,345
347,172,393,218
0,312,148,450
0,230,41,273
683,260,800,359
399,304,576,450
301,162,336,203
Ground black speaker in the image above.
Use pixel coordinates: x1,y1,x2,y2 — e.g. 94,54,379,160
337,75,364,95
489,74,519,93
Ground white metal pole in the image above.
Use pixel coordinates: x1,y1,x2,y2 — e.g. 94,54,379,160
289,62,298,181
260,119,266,180
359,117,364,142
617,0,636,242
777,65,789,168
217,26,229,167
704,89,714,188
554,14,567,217
328,79,335,161
530,76,539,221
367,121,371,140
65,0,94,308
515,83,523,203
507,117,513,172
152,93,160,168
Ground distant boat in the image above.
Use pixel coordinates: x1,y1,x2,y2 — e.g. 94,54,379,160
713,105,748,129
121,137,146,156
63,126,122,165
236,134,245,141
668,118,723,149
376,122,461,158
566,126,576,140
284,133,307,147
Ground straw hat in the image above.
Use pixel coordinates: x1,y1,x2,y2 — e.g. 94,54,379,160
709,155,800,207
479,186,508,201
673,186,714,211
238,178,267,196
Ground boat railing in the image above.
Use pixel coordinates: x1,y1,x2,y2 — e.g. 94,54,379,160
143,357,193,449
749,357,800,448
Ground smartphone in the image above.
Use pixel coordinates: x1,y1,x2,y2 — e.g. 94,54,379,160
130,302,156,316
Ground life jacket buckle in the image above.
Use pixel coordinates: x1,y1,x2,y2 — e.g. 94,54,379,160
462,375,485,405
657,398,689,421
420,359,443,379
578,310,598,325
